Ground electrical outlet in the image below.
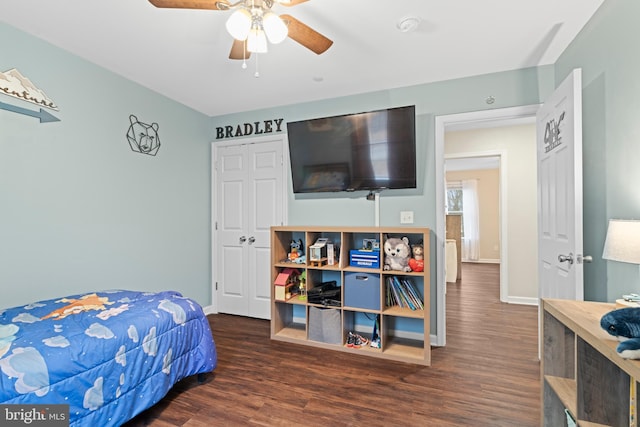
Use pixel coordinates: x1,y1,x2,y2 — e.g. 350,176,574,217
400,211,414,224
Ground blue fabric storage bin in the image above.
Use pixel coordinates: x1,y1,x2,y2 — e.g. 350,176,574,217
344,272,380,310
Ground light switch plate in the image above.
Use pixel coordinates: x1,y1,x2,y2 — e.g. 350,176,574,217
400,211,414,224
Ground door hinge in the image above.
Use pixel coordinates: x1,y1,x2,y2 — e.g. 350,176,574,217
215,282,218,291
215,221,218,230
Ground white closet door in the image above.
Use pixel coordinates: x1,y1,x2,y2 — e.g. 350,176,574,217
216,144,249,317
214,137,284,319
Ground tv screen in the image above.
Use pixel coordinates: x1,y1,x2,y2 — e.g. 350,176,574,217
286,105,416,194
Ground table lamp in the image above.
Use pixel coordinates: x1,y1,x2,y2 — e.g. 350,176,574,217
603,219,640,302
603,219,640,264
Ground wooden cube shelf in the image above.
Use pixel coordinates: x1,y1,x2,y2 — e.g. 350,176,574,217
270,226,431,366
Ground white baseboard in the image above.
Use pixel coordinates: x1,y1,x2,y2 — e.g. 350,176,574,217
505,296,539,306
203,305,216,315
461,259,501,264
430,334,439,347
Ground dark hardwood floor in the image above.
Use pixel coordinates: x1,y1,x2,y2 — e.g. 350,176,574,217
124,263,540,426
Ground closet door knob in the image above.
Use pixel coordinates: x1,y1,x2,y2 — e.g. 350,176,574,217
558,253,574,265
239,236,247,243
578,254,593,264
248,236,256,244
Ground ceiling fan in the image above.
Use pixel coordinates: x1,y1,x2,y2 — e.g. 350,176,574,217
148,0,333,60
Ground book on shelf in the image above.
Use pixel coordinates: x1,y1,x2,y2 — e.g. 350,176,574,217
386,276,423,310
401,277,424,310
398,277,416,310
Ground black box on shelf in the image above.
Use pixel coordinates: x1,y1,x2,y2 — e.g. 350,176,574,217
307,281,341,307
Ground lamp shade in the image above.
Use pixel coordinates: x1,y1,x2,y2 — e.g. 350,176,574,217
226,8,252,41
602,219,640,264
262,12,288,44
247,28,268,53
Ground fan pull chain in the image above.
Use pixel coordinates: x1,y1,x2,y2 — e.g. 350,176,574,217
242,40,247,69
254,54,260,78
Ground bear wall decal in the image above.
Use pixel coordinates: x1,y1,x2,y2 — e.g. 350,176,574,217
126,115,161,156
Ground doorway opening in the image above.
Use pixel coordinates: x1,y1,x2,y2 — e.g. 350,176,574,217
445,154,501,299
434,105,539,346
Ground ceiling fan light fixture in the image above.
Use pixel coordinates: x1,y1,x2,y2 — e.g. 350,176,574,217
247,28,268,53
226,8,252,40
263,12,288,44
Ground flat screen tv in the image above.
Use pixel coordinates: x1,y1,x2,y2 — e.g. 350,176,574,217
286,105,416,194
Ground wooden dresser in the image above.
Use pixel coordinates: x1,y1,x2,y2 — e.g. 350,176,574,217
542,298,639,426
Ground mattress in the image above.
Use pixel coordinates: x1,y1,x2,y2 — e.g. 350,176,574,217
0,289,217,426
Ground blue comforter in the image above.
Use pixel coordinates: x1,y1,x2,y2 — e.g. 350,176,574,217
0,290,217,426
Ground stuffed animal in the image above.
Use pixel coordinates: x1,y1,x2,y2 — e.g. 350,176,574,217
288,239,304,262
409,243,424,272
383,236,412,272
600,307,640,359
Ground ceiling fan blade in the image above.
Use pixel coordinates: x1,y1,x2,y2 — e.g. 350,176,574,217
277,0,310,6
229,39,251,60
280,14,333,55
148,0,230,10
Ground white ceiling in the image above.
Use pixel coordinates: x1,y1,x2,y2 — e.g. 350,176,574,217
2,0,604,117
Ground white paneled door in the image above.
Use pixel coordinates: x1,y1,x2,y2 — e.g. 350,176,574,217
213,136,285,319
537,69,585,301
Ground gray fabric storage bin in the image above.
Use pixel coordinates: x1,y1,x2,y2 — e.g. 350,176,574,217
308,307,342,345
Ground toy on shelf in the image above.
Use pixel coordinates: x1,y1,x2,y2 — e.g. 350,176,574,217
298,271,307,300
288,239,306,264
349,238,380,269
383,236,412,272
309,238,329,267
409,242,425,272
370,314,381,348
274,268,301,301
362,238,380,251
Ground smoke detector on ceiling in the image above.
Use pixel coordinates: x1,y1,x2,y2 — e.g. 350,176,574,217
397,16,421,33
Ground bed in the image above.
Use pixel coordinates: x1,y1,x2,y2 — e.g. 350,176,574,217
0,289,217,426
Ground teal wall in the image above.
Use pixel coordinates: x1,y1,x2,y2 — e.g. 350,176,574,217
212,65,553,229
0,24,213,309
555,0,640,302
212,67,554,333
